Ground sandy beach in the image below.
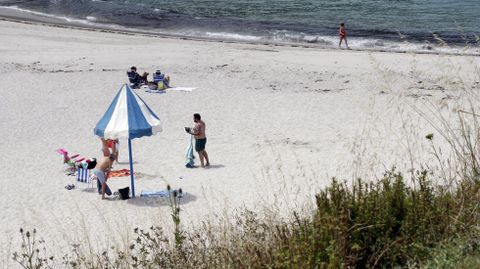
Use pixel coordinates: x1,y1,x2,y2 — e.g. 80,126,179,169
0,18,479,266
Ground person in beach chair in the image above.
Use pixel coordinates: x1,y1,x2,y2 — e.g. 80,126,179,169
127,66,149,88
153,70,170,90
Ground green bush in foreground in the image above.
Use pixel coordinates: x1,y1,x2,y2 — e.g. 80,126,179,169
13,169,480,268
287,170,479,268
422,236,480,269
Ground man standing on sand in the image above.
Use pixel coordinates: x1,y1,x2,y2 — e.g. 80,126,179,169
339,22,349,49
186,113,210,167
93,154,115,199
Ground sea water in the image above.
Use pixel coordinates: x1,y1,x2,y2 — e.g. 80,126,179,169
0,0,478,53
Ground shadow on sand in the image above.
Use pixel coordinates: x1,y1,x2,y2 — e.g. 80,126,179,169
189,164,225,169
206,164,225,169
81,188,98,193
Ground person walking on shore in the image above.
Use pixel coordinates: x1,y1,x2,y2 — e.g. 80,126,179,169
339,23,349,49
186,113,210,167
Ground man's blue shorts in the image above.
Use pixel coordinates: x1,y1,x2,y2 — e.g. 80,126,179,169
195,138,207,152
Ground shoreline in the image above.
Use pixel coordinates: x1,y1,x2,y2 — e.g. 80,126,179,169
1,7,479,58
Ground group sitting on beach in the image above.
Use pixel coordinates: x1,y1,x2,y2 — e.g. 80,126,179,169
127,66,170,90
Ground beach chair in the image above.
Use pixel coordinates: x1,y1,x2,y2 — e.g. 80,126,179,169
153,72,164,84
76,167,95,188
56,148,86,175
56,148,79,163
153,71,170,89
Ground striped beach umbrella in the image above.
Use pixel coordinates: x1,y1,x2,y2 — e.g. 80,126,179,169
94,84,162,197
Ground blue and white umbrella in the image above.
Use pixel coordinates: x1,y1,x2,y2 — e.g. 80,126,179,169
94,84,162,197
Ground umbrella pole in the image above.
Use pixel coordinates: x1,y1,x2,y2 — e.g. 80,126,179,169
128,138,135,198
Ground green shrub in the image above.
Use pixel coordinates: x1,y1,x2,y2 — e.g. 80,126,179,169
421,235,480,269
246,169,479,268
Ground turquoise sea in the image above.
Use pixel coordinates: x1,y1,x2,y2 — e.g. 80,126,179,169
0,0,478,53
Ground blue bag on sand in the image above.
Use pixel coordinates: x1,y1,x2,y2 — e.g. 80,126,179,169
185,135,195,168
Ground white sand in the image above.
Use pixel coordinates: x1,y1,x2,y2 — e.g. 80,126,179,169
0,20,479,264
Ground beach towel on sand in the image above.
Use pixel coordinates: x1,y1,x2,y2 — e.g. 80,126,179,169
108,169,131,178
144,87,196,93
145,88,166,94
168,87,196,92
140,189,184,198
185,135,195,168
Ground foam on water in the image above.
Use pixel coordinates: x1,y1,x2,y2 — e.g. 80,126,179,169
204,32,262,42
0,5,132,31
4,5,95,25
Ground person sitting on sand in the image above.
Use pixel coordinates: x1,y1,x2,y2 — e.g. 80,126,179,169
339,23,349,49
93,154,115,199
153,70,171,89
130,66,149,84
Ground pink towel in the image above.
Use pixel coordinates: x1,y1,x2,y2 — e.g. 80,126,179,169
56,148,68,155
56,148,84,164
